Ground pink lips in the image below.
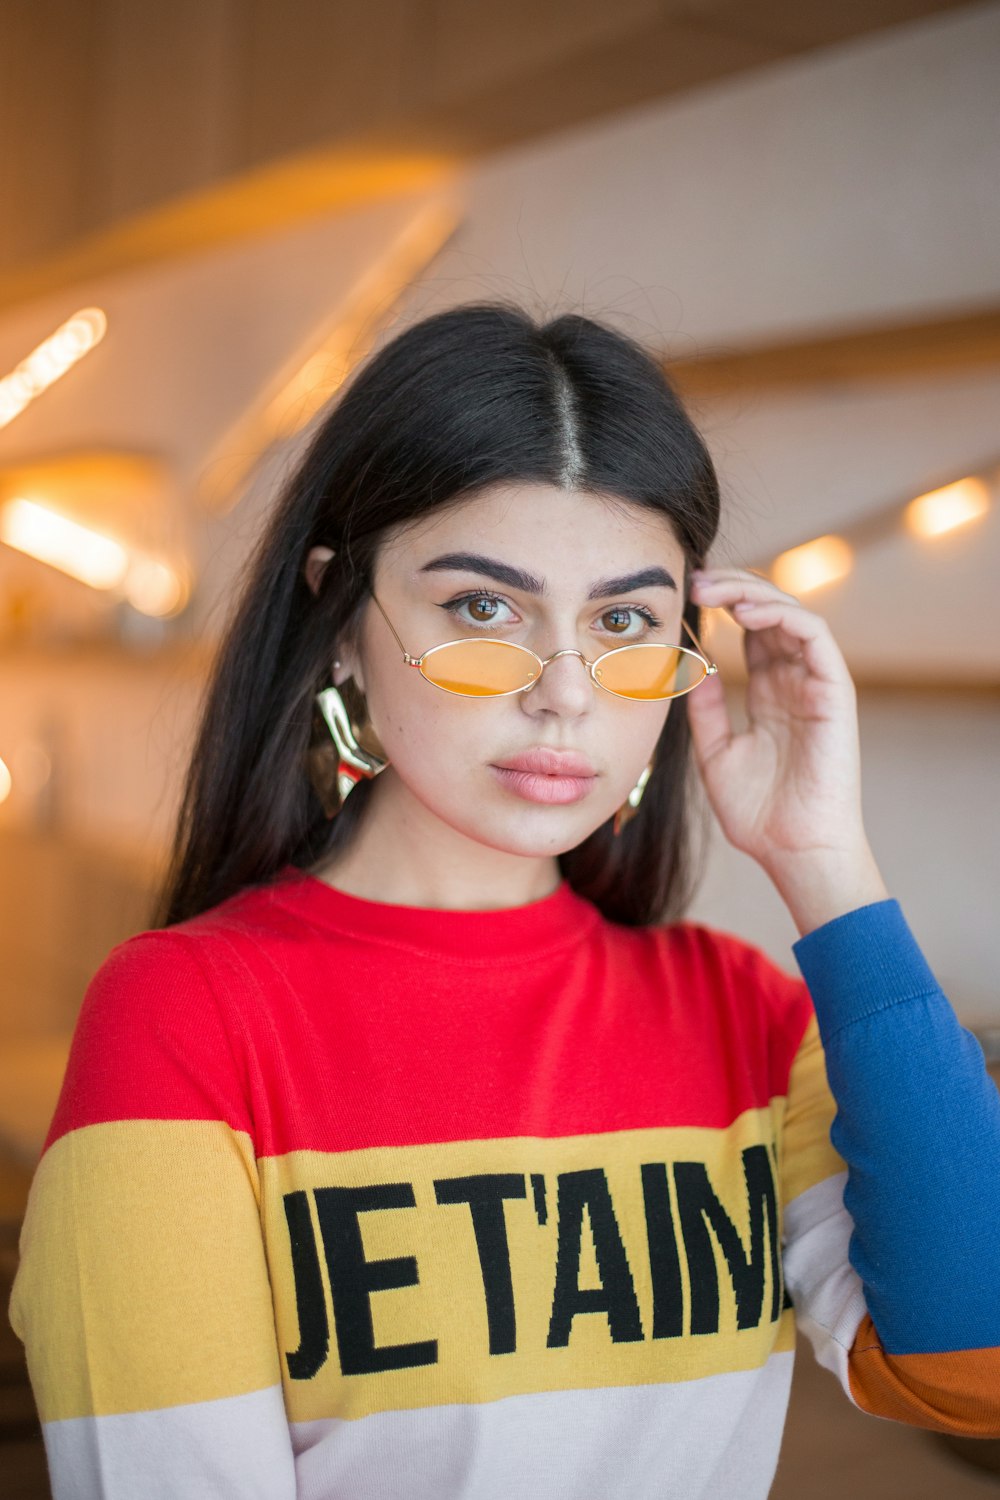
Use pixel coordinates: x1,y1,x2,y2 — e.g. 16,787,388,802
490,747,597,805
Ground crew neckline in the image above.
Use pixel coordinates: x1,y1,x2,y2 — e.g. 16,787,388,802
268,862,599,962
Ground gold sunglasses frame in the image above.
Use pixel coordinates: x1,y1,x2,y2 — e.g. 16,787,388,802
368,591,718,701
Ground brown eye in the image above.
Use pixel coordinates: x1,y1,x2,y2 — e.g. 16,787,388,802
603,608,632,632
442,591,516,629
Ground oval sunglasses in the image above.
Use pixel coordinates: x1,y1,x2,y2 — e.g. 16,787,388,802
368,590,718,701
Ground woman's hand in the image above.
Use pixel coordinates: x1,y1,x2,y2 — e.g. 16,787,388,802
684,567,889,933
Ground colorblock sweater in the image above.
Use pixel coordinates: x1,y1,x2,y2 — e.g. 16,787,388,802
9,866,1000,1498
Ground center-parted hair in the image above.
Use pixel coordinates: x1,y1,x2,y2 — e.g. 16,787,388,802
152,301,721,929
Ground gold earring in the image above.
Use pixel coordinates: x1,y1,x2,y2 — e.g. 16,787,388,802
613,760,653,837
306,680,389,819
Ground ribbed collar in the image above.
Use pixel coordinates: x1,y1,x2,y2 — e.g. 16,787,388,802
269,863,599,963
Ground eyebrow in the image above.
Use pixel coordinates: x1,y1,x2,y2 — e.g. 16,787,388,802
418,551,678,598
590,566,678,598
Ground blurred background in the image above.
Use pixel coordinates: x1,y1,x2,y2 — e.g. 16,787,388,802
1,2,998,1495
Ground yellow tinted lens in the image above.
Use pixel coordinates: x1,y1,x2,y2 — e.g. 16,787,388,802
595,645,705,699
420,639,539,695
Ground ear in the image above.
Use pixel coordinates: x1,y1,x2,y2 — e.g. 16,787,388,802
303,545,366,691
304,545,335,597
333,649,363,691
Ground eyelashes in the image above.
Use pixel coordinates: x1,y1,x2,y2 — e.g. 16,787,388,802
440,591,517,629
600,603,664,632
440,590,664,635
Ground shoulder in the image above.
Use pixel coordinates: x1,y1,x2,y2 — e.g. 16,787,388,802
628,913,815,1058
640,912,804,991
72,912,260,1037
87,870,313,998
43,903,278,1155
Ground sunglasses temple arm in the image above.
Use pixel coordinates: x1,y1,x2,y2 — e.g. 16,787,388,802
682,613,717,669
369,591,417,662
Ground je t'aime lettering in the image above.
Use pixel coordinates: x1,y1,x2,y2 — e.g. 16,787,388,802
282,1145,786,1380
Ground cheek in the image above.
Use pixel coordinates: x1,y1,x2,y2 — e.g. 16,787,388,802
366,670,486,769
605,702,671,773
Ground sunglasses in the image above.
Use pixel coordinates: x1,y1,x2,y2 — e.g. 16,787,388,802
368,591,718,701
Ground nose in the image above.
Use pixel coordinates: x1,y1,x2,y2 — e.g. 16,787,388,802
520,649,593,716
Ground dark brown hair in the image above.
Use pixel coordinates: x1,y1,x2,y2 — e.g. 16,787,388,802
151,300,720,930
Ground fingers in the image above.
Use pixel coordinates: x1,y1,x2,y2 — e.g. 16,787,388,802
684,665,732,768
690,567,809,659
690,568,806,631
689,567,799,609
689,569,848,687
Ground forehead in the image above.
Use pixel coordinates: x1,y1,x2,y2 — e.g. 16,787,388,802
378,483,686,587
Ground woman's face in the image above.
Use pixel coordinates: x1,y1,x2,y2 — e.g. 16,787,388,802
310,483,690,861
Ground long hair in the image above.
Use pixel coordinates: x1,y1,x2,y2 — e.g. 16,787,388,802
151,301,721,930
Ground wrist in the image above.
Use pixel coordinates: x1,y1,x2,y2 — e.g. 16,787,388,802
765,841,891,939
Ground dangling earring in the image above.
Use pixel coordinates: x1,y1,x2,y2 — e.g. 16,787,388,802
613,759,654,837
306,663,390,819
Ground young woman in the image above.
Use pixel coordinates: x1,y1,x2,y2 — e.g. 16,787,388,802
10,302,1000,1498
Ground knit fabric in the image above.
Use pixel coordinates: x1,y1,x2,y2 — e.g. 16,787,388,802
9,868,1000,1498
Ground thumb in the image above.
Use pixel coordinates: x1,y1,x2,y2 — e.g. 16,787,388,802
684,670,732,775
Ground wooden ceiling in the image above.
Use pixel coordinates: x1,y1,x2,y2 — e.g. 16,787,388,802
0,0,973,309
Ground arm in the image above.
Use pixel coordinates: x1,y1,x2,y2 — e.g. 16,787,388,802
684,566,999,1432
7,932,299,1498
783,896,1000,1434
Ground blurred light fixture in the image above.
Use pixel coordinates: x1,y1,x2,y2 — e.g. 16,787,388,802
771,534,853,594
122,554,186,617
0,497,188,617
903,476,990,539
0,757,11,805
0,308,107,430
1,497,127,588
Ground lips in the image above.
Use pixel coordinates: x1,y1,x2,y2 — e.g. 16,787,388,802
490,747,598,806
493,748,596,778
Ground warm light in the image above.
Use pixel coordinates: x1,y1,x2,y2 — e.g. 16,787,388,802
201,199,461,513
904,477,990,539
0,758,11,805
0,497,189,617
266,352,344,438
0,497,127,588
0,308,107,429
124,555,187,617
263,203,460,440
771,534,853,594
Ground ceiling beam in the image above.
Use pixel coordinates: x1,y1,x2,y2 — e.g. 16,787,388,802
665,306,1000,396
0,146,457,316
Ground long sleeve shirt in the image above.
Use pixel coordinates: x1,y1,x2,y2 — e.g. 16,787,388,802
8,864,1000,1498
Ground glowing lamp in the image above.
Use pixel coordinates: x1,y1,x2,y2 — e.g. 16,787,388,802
904,477,990,539
771,534,853,595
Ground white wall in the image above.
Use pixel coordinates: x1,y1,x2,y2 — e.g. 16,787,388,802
407,0,1000,339
686,687,1000,1026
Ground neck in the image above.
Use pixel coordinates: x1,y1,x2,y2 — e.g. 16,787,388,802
310,770,563,911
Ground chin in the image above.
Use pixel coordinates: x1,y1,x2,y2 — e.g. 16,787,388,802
454,805,611,859
397,771,614,856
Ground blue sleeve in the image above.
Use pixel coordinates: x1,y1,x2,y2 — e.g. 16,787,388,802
791,898,1000,1356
